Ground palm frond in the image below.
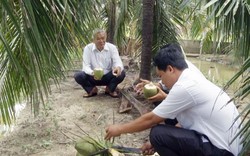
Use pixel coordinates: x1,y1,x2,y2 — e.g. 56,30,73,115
0,0,94,125
152,0,181,55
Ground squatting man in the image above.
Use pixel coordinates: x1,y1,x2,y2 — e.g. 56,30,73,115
105,43,242,156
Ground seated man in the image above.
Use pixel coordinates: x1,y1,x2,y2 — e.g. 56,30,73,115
105,43,242,156
74,29,125,98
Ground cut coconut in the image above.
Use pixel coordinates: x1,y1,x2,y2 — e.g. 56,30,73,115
143,83,158,98
94,68,104,80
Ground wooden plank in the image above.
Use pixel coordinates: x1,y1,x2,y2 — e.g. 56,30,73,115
120,87,152,115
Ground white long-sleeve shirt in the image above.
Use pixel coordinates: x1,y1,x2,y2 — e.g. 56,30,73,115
82,42,124,75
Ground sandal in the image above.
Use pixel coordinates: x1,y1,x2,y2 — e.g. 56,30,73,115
105,87,119,98
105,91,119,98
83,92,97,98
83,87,98,98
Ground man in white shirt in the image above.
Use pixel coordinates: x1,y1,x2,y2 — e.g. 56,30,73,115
105,43,242,156
74,29,125,98
134,54,204,126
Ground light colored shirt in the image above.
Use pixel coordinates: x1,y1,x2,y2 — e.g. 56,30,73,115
82,42,124,75
153,69,242,156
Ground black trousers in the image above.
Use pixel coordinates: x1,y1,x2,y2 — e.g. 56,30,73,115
150,124,234,156
74,70,125,93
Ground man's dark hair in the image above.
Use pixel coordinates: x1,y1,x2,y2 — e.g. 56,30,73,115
153,43,188,71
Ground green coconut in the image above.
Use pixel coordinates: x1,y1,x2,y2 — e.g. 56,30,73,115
143,83,158,98
94,68,104,80
75,137,99,155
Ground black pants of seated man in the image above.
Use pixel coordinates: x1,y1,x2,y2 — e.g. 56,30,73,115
149,124,234,156
74,70,125,94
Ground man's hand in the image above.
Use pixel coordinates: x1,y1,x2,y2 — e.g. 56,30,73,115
134,79,150,95
141,141,155,155
112,67,121,77
105,124,122,140
135,79,167,102
147,86,167,102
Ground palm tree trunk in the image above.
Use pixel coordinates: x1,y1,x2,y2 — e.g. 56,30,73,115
107,0,116,44
139,0,155,80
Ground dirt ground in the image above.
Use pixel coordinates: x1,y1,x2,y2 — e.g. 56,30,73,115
0,57,153,156
0,56,248,156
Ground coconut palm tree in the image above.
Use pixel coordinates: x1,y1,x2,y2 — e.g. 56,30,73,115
139,0,181,80
139,0,155,80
